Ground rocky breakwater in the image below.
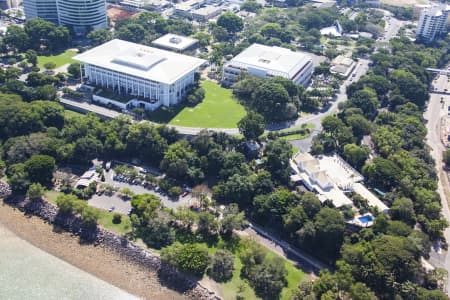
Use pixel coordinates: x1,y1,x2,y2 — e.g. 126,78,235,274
3,189,219,300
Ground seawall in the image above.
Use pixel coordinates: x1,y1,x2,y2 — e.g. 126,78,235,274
4,196,220,300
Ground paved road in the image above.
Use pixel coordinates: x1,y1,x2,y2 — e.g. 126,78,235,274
425,74,450,293
289,14,402,152
289,58,371,152
60,15,404,139
60,97,240,135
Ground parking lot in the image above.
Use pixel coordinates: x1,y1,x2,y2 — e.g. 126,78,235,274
87,169,193,214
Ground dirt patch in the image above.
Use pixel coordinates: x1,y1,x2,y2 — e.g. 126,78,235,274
107,6,138,26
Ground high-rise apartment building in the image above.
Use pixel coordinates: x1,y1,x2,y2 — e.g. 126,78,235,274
57,0,107,35
23,0,59,23
416,4,450,42
0,0,19,9
23,0,107,35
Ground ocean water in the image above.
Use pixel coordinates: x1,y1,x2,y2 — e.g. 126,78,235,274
0,225,140,300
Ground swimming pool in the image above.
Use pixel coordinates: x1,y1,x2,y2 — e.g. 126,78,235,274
358,215,374,223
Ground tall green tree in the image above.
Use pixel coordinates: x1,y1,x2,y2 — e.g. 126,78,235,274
217,12,243,34
24,154,55,186
238,111,265,140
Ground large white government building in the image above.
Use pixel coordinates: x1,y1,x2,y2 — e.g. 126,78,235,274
74,39,206,111
222,44,314,86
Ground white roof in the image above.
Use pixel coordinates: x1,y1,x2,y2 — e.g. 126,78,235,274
227,44,312,79
320,26,342,37
353,183,389,213
152,34,198,51
74,39,206,84
192,6,222,17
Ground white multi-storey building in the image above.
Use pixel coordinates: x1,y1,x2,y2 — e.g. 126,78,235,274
416,4,450,42
23,0,107,34
74,39,206,111
222,44,314,86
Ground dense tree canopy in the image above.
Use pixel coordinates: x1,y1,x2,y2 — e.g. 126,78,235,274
217,12,244,34
238,111,265,140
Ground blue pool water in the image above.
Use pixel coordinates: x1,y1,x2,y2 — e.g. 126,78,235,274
358,215,374,223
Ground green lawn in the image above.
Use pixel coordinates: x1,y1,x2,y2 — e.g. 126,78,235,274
168,81,246,128
64,110,83,118
280,132,311,141
45,189,305,297
44,190,132,235
261,124,313,141
220,245,305,300
97,210,132,234
38,49,77,69
193,236,305,300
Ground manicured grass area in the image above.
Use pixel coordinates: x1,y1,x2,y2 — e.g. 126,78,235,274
64,110,83,118
44,190,132,235
222,257,258,300
262,124,313,141
187,234,305,300
37,49,77,69
168,81,246,128
281,123,313,133
44,190,60,204
45,189,305,297
97,210,132,235
219,242,305,300
280,132,311,141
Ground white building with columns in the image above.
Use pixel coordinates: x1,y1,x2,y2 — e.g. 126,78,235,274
74,39,205,111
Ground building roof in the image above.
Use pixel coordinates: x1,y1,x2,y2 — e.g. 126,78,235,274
320,26,342,37
293,152,315,165
302,160,320,174
74,39,206,84
152,34,198,51
175,0,204,11
312,170,332,187
332,55,354,67
192,6,222,17
227,43,312,79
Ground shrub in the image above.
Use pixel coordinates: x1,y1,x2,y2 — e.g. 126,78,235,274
7,57,17,65
168,186,182,198
161,242,209,276
44,62,56,70
208,249,235,282
26,183,45,201
112,213,122,224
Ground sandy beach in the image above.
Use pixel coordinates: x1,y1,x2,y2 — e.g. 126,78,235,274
0,200,185,300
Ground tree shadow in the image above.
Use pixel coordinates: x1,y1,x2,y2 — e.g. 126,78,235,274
145,104,185,124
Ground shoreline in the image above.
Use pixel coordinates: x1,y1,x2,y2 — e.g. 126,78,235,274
0,200,185,300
